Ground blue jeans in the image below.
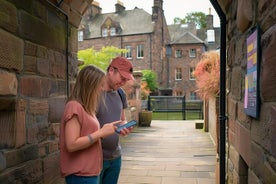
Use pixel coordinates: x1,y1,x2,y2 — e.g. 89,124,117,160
100,156,122,184
65,174,99,184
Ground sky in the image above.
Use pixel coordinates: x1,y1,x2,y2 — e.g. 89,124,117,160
95,0,220,27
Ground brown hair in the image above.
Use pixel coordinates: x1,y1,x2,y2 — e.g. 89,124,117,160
69,65,105,115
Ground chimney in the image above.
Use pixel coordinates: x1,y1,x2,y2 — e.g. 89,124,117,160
206,8,214,29
187,22,197,35
91,1,102,16
115,0,125,13
152,0,163,22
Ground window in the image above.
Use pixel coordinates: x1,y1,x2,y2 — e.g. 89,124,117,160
189,67,195,80
189,49,196,57
102,28,108,37
110,27,116,36
190,92,197,100
176,91,183,96
137,45,144,58
78,31,83,41
175,68,182,80
125,46,132,59
175,50,182,58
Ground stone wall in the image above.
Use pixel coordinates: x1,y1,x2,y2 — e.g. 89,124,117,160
218,0,276,183
0,0,92,183
0,1,142,182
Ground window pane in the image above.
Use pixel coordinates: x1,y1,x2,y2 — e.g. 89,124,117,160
125,46,132,59
189,67,195,80
110,27,116,36
175,50,182,58
189,49,196,57
190,92,197,100
78,31,83,41
175,68,182,80
102,28,108,37
137,45,144,58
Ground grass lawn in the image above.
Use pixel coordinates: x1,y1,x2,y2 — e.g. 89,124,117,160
152,111,203,120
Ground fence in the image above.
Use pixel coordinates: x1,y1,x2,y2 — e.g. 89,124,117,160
146,96,203,120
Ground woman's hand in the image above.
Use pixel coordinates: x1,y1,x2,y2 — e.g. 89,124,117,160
99,121,121,138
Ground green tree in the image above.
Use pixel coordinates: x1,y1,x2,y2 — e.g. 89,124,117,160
173,12,207,29
141,70,158,92
78,46,127,70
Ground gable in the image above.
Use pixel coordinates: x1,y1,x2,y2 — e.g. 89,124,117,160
84,8,155,38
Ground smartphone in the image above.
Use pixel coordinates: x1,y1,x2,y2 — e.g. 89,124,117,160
116,120,137,133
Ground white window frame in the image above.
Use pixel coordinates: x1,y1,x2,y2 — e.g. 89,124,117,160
189,67,195,80
189,49,196,58
110,27,116,36
175,50,182,58
190,92,197,100
176,91,183,96
124,46,132,59
175,68,182,80
102,28,108,37
78,31,83,41
137,45,144,58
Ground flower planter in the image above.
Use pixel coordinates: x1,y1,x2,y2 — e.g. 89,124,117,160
139,111,152,127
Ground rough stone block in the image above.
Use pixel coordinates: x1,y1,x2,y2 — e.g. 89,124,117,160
15,99,26,148
230,67,243,100
0,0,17,33
235,122,250,166
237,0,253,32
43,153,60,184
20,76,50,97
0,159,43,184
0,29,24,71
263,161,276,184
48,97,66,123
23,55,37,74
0,69,18,95
261,25,276,101
28,99,49,115
0,153,6,172
250,141,265,178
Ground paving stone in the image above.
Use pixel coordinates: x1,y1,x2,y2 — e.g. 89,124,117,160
118,120,217,184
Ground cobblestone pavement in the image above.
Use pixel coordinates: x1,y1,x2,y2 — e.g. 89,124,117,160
118,120,217,184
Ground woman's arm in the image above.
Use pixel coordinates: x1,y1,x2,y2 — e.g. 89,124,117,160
65,115,119,152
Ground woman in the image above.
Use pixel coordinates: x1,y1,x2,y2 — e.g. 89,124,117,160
59,65,120,184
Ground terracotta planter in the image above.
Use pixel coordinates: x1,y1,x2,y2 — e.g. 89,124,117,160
139,111,152,127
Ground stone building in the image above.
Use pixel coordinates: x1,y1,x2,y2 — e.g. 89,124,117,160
78,0,171,91
0,0,88,183
220,0,276,183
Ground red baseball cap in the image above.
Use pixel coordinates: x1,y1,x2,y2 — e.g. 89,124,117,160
110,57,134,80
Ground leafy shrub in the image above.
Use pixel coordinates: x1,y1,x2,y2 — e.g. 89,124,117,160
193,51,220,99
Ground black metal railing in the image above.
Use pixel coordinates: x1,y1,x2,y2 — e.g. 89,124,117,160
147,96,203,120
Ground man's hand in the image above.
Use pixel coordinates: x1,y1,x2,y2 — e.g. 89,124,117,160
118,120,134,136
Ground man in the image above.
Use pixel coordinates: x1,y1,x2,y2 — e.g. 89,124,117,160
97,56,135,184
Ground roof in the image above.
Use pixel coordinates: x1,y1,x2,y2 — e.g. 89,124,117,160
168,24,204,44
85,8,155,38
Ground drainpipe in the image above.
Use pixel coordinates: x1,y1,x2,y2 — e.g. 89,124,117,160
46,0,69,98
209,0,227,183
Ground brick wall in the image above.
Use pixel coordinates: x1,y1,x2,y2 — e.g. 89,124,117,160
218,0,276,183
169,44,204,98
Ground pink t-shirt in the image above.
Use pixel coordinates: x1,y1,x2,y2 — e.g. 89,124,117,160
59,100,102,177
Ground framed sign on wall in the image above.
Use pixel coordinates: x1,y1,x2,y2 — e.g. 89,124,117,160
244,25,261,118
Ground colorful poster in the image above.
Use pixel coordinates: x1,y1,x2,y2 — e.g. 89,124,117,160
244,26,260,118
